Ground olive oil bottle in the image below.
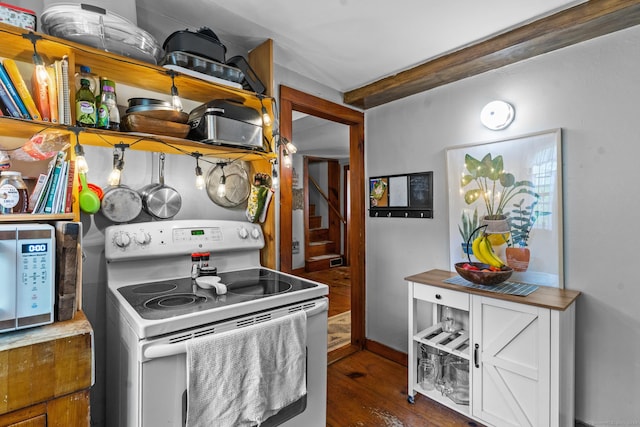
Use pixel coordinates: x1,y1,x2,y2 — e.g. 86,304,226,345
75,78,96,127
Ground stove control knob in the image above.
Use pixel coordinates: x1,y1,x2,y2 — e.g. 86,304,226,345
113,232,131,248
238,227,249,239
134,232,151,246
250,227,261,240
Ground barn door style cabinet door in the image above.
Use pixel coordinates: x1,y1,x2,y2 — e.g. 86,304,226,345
406,269,580,427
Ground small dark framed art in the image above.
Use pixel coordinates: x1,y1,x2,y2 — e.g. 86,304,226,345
369,171,433,218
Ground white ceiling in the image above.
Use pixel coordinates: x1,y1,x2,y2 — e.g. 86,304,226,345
133,0,585,157
136,0,585,93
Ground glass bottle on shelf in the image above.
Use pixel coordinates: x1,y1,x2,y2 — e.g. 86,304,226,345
96,79,120,131
75,78,96,128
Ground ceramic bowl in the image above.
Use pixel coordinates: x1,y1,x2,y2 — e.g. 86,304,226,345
454,262,513,286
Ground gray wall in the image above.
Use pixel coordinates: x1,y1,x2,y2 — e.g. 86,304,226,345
365,25,640,425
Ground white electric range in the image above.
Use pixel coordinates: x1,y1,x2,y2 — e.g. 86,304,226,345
104,220,328,427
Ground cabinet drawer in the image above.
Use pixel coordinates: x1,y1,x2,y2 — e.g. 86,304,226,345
413,283,469,310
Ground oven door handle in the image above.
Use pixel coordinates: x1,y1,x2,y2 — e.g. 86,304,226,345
306,297,328,317
144,298,329,360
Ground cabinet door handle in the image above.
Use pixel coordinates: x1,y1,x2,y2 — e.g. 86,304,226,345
435,294,442,300
474,343,480,368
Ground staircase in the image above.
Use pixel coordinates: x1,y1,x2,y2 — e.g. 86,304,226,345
306,204,343,272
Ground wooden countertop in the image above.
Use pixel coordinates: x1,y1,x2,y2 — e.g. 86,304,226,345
405,269,580,311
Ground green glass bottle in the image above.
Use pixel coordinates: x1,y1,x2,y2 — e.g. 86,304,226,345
75,78,96,127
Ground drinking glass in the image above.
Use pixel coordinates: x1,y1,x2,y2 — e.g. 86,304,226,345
442,306,457,333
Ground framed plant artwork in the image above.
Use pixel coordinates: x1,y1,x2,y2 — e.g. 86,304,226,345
446,129,564,288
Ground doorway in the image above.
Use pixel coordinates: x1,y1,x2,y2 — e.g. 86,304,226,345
278,86,365,357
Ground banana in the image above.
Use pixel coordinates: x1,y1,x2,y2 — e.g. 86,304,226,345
472,234,491,264
480,236,505,268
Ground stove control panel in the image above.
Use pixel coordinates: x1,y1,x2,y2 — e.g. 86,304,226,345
105,220,264,261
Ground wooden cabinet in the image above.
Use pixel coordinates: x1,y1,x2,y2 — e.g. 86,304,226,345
407,269,580,427
0,311,93,426
0,24,276,259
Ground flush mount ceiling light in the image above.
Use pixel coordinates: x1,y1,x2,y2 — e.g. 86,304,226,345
480,100,515,130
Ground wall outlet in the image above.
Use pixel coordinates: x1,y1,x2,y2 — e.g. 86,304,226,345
292,241,300,254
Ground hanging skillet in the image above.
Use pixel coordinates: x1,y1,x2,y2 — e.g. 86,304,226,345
142,153,182,219
205,162,250,208
101,147,143,223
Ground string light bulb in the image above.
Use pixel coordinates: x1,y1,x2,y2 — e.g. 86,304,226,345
74,139,89,174
282,149,292,168
24,33,49,85
260,96,271,126
108,147,124,186
193,153,205,190
284,138,297,154
217,165,227,198
168,70,183,112
271,160,279,189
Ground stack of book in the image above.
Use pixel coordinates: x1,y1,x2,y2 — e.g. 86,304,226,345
30,150,75,214
0,56,71,125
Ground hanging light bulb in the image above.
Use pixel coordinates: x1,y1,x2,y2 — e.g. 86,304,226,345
260,96,271,126
282,149,292,168
217,165,227,198
74,140,89,174
284,138,297,154
194,153,205,190
169,70,183,112
271,161,279,190
32,50,49,86
108,148,123,186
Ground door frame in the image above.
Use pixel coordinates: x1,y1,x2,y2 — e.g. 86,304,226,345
279,85,366,349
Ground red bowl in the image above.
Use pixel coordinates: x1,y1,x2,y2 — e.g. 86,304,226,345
454,262,513,286
79,182,104,200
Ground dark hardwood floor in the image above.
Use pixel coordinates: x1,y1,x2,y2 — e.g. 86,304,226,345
327,350,483,427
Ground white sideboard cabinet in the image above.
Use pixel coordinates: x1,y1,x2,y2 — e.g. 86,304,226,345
406,269,580,427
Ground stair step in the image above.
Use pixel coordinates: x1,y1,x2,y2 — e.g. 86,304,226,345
309,215,322,229
308,240,336,257
305,254,344,272
309,227,329,242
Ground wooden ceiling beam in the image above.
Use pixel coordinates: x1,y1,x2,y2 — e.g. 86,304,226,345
344,0,640,109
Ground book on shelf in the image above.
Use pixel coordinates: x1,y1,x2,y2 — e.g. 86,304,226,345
31,67,51,122
0,61,30,119
55,56,71,125
63,160,75,213
28,173,48,212
0,75,22,118
46,66,59,124
43,154,66,214
32,151,66,214
2,58,41,120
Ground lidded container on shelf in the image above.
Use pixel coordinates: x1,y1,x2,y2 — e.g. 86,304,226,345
41,3,161,64
0,171,28,214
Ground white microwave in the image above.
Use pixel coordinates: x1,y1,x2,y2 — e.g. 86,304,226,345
0,223,55,333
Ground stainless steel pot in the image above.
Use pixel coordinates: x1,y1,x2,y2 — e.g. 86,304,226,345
141,153,182,219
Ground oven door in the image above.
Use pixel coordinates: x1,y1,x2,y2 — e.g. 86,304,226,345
140,298,328,427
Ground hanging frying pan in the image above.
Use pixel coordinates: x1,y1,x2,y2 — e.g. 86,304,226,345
101,181,143,223
205,162,250,208
100,149,143,223
142,153,182,219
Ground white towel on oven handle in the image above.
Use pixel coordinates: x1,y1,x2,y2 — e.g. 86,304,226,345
185,310,307,427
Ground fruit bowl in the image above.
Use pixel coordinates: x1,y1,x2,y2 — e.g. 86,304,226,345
454,262,513,286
